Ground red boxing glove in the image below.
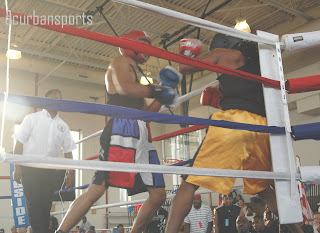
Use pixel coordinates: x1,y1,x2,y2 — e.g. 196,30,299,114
200,87,222,109
179,39,202,58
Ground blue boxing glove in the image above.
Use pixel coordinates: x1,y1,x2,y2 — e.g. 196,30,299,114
159,66,183,89
148,84,177,107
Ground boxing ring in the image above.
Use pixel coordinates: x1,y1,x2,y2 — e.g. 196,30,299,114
1,0,320,226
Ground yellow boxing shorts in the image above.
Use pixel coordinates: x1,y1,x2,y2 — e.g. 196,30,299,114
186,109,272,195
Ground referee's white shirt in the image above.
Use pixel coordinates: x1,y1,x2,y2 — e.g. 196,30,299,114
184,203,214,233
13,109,76,157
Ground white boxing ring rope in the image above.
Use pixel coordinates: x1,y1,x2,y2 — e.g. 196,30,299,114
160,80,219,111
2,153,320,184
0,153,302,181
114,0,320,52
113,0,284,47
0,0,12,153
50,188,225,216
76,80,220,144
113,0,279,47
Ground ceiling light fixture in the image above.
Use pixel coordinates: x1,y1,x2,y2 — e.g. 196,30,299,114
6,49,22,60
234,18,251,33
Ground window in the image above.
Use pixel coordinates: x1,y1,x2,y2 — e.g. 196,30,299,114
120,188,131,207
162,130,202,186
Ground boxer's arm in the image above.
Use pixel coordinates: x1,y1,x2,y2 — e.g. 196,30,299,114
145,100,163,112
111,57,151,98
178,48,228,75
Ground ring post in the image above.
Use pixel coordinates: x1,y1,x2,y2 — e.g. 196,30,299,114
257,31,302,224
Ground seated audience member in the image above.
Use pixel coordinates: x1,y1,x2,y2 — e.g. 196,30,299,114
314,212,320,233
131,210,138,226
16,227,28,233
238,199,246,216
11,226,17,233
264,210,278,232
75,226,80,233
300,221,313,233
89,226,95,233
234,194,244,205
79,216,91,233
245,206,256,223
0,229,4,233
117,224,125,233
146,206,168,233
49,216,59,233
236,216,250,233
252,215,275,233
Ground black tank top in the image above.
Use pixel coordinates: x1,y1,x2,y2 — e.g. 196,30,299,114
218,63,266,117
216,205,241,233
106,65,145,110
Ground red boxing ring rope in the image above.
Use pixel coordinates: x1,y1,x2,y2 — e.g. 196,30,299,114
286,75,320,94
0,8,280,89
0,176,10,179
84,154,99,161
152,125,207,141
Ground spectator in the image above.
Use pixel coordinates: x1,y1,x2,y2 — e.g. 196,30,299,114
89,226,95,233
16,228,28,233
252,215,274,233
245,206,255,223
117,224,125,233
264,211,278,232
300,221,313,233
234,194,243,205
146,206,168,233
72,226,80,233
0,229,4,233
131,210,138,226
49,216,59,233
314,212,320,233
183,195,213,233
236,216,250,233
238,199,246,216
79,216,91,233
12,89,76,233
11,226,17,233
215,194,242,233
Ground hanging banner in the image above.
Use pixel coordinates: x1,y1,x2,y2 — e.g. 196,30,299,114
10,164,30,228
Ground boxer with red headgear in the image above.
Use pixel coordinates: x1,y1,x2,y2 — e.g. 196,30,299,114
119,30,152,64
56,31,182,233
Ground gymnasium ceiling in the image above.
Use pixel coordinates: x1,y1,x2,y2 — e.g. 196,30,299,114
0,0,320,84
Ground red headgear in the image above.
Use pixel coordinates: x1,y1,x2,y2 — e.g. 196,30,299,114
119,30,152,64
193,195,201,199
